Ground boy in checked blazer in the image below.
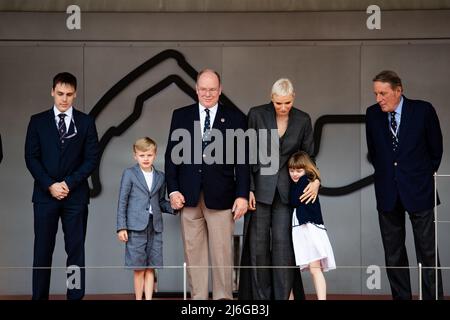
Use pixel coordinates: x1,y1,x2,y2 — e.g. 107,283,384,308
117,137,175,300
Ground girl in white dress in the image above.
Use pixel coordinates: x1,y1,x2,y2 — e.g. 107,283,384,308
288,151,336,300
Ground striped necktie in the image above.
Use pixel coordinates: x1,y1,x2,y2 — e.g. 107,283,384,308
390,111,398,152
58,113,67,140
202,109,211,150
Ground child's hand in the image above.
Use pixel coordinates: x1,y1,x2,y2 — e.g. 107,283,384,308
118,230,128,242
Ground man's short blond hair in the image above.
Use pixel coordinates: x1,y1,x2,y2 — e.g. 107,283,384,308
133,137,157,153
271,78,295,97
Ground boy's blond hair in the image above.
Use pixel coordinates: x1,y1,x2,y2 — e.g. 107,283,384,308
288,151,320,182
133,137,157,153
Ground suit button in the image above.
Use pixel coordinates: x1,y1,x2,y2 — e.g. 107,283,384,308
394,162,398,166
199,169,202,173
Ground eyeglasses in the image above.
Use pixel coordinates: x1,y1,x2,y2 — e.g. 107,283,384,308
198,87,219,94
61,117,78,140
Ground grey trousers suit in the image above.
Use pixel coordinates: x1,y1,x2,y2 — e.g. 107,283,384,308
239,103,314,300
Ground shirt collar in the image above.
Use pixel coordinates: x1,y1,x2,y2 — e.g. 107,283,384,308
198,103,218,115
394,96,403,116
53,106,73,118
141,166,154,174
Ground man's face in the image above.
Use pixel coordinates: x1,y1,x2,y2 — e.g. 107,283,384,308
52,83,76,113
196,72,221,108
271,94,294,117
373,81,402,113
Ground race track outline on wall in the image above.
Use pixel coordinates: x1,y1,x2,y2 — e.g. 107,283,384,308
88,49,373,197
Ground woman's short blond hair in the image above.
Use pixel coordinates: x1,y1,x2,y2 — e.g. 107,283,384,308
133,137,157,153
271,78,295,97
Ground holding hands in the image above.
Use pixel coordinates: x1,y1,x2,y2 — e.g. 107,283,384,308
170,191,185,210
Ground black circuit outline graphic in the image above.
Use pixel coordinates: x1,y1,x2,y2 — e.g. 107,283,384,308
313,115,373,196
89,49,373,197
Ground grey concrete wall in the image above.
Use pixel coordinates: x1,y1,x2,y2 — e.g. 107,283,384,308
2,0,449,12
0,10,449,296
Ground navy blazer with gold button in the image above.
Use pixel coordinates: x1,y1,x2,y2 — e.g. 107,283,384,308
366,96,443,212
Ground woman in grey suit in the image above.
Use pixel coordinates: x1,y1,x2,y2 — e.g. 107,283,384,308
239,78,320,300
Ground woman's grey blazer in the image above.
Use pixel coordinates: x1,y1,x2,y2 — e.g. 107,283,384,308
117,164,174,233
248,103,314,205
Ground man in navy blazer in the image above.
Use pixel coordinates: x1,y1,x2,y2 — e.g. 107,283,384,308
25,72,99,300
165,69,249,299
366,70,443,300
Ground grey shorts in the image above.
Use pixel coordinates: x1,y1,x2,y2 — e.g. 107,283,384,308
125,217,163,270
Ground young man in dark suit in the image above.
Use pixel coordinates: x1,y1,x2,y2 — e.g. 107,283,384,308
365,70,443,300
25,72,99,300
165,69,249,300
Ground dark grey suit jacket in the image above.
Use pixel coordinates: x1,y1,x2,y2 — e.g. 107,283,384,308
117,164,174,233
248,103,314,205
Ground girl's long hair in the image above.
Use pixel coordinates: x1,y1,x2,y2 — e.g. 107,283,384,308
287,151,320,182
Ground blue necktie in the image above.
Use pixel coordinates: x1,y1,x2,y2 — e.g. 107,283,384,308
202,109,211,150
390,111,398,152
58,113,67,140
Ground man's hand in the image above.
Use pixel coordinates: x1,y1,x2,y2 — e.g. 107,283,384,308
300,179,320,204
248,191,256,211
232,197,248,220
117,230,128,242
170,191,185,210
49,182,69,200
61,181,70,193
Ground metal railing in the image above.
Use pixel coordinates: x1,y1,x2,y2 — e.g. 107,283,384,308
433,173,450,300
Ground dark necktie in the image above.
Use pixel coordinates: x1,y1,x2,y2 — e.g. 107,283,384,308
58,113,67,140
390,111,398,152
202,109,211,150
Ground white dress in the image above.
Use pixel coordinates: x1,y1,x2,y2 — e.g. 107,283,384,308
291,208,336,272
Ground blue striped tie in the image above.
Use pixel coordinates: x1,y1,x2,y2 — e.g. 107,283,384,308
202,109,211,150
390,111,398,152
58,113,67,140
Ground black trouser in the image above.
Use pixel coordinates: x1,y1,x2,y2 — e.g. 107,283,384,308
378,200,443,300
242,191,305,300
32,202,88,300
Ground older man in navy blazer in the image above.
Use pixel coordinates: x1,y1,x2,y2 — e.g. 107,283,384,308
366,70,443,300
165,69,249,300
25,72,99,300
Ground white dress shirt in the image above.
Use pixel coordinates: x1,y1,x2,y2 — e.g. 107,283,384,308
53,106,73,133
141,168,153,214
198,103,218,134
